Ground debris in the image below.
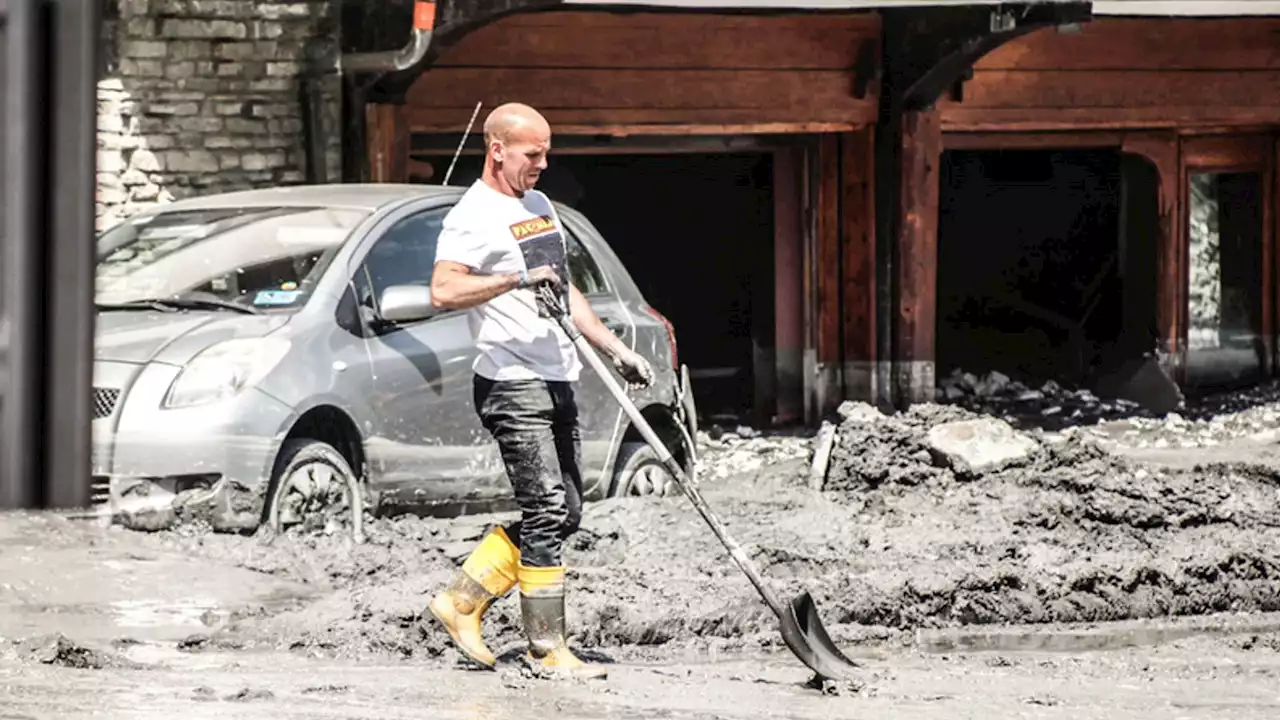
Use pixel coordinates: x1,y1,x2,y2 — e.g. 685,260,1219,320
695,427,811,480
803,672,866,696
924,417,1038,477
1093,355,1183,415
224,687,275,702
110,477,262,534
22,634,142,670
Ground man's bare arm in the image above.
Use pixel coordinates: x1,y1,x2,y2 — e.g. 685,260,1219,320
569,284,655,389
569,285,628,357
431,261,560,310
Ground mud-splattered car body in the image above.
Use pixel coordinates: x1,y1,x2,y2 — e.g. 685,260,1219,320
91,184,697,531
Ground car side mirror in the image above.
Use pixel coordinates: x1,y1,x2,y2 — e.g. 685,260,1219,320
378,284,437,324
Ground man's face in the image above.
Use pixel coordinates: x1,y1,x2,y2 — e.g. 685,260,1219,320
492,124,550,194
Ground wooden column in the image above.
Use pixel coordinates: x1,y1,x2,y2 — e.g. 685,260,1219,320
365,103,409,183
773,147,805,425
1121,133,1181,378
814,134,844,419
1274,136,1280,375
841,128,877,402
894,108,942,404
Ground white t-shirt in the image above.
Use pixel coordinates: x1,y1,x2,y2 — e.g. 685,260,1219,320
433,180,582,383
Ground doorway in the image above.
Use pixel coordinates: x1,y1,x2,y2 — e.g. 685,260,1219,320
1180,134,1274,392
936,147,1158,388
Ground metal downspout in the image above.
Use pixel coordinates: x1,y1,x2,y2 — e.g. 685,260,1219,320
340,0,437,74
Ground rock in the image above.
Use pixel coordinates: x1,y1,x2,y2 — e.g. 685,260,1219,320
836,401,884,424
925,418,1038,477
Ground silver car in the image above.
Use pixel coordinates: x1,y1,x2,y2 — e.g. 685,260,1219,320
92,184,698,536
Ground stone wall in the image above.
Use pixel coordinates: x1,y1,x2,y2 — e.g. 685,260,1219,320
95,0,343,231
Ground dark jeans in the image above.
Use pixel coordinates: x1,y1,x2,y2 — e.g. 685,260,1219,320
473,375,584,568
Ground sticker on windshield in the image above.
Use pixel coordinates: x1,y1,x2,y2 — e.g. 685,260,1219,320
253,289,301,306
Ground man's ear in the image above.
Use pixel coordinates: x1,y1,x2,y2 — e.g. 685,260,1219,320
490,140,505,163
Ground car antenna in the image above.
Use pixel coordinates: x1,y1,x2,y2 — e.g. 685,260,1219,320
442,101,482,187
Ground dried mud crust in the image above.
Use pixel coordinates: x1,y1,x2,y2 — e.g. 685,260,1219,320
151,402,1280,664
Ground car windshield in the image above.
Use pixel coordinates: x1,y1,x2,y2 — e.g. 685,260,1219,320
95,205,370,311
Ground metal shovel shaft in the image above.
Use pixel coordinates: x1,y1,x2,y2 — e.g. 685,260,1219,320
542,286,860,682
552,314,787,619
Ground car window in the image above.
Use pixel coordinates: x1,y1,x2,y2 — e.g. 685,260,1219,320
360,207,447,310
566,230,606,295
95,205,368,310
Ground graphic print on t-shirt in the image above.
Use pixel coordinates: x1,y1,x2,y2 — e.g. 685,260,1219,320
509,214,570,310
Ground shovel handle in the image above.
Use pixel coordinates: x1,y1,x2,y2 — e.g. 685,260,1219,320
551,312,787,621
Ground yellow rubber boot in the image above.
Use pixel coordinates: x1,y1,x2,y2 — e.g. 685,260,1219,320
518,564,608,681
428,526,519,669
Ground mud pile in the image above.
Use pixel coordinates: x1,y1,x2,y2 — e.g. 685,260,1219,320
822,402,1280,627
156,399,1280,664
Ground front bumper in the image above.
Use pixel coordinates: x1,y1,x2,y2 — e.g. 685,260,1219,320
93,360,294,495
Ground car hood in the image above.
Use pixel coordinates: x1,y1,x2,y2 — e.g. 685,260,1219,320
94,311,291,366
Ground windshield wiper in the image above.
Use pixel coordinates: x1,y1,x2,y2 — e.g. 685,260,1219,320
96,296,261,315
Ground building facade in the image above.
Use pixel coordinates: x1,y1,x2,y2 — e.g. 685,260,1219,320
94,0,1280,426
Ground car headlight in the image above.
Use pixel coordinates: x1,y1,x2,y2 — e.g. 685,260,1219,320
163,337,291,409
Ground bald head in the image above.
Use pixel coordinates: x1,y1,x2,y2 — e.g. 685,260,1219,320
481,102,552,197
483,102,551,147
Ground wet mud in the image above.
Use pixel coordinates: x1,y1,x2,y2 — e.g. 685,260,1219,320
5,387,1280,716
107,399,1280,670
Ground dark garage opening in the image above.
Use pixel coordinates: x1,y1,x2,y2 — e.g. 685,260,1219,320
410,149,776,424
936,148,1159,391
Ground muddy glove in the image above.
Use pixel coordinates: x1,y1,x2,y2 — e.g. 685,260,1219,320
519,265,563,318
517,265,562,291
611,346,655,391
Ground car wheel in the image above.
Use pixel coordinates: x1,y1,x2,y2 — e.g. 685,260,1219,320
609,441,678,499
265,438,366,543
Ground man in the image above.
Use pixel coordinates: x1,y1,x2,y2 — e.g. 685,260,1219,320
426,102,655,680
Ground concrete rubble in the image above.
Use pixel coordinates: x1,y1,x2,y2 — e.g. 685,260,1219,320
695,425,813,480
923,417,1038,477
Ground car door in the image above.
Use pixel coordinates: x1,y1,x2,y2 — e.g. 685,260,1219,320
562,222,631,496
353,206,506,509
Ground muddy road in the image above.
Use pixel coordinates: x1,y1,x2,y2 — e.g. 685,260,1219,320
5,383,1280,718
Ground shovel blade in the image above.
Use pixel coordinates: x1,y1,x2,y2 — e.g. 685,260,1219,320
778,591,861,682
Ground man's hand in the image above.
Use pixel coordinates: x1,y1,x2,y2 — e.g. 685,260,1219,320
611,346,655,390
517,264,562,290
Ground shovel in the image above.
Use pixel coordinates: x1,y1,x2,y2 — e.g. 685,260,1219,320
537,285,861,682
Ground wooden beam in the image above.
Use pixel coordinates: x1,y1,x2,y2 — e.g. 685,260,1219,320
977,18,1280,71
815,134,843,418
365,103,408,183
1121,132,1181,379
407,69,876,125
895,108,942,404
948,70,1280,110
840,128,877,402
943,107,1280,133
434,11,880,70
944,131,1124,150
1181,135,1274,169
409,118,862,136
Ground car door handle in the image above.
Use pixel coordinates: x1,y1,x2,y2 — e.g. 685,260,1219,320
603,320,627,334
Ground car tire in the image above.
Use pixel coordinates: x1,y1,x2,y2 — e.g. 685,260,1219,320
609,441,678,499
265,438,366,543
